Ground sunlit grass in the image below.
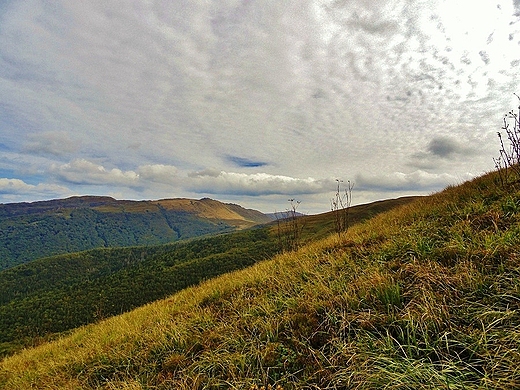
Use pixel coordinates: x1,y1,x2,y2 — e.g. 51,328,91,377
2,170,520,389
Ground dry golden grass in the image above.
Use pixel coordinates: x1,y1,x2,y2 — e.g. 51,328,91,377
2,170,520,389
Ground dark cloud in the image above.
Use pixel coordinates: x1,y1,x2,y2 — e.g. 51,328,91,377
409,136,479,170
428,137,463,157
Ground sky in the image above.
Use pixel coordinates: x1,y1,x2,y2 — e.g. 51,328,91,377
1,0,520,214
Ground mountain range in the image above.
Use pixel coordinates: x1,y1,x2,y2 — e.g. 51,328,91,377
0,196,271,270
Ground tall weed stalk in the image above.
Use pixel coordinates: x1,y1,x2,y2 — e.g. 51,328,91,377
331,179,353,237
494,93,520,187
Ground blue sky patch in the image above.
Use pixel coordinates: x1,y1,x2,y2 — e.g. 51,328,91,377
227,156,268,168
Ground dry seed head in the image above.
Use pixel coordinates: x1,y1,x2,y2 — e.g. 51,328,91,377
249,385,284,390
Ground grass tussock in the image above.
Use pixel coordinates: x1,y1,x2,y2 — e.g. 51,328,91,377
2,171,520,389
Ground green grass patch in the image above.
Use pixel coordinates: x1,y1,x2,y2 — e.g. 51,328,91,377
2,171,520,389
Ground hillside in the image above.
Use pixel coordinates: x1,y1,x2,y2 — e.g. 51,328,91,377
0,196,271,270
2,171,520,389
294,195,421,240
0,196,413,357
0,228,279,357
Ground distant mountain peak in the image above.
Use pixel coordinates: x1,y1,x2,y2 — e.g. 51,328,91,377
0,196,271,270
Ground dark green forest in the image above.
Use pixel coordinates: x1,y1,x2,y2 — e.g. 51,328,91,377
0,227,279,356
0,197,253,270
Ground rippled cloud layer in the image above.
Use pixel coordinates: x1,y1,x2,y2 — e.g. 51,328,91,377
0,0,519,213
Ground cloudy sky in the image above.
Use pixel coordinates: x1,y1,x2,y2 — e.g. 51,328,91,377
1,0,519,214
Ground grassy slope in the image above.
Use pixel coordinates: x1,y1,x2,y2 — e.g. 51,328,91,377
0,195,411,358
2,171,520,389
297,195,421,241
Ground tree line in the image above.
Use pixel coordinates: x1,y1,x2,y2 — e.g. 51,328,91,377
0,227,279,357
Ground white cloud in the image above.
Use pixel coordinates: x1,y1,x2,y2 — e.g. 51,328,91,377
48,160,180,188
355,170,475,192
23,131,79,156
187,170,331,196
0,178,70,198
0,178,39,194
137,164,178,183
51,159,139,186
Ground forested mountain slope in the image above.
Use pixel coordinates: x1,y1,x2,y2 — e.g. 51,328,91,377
0,196,271,269
0,228,279,357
